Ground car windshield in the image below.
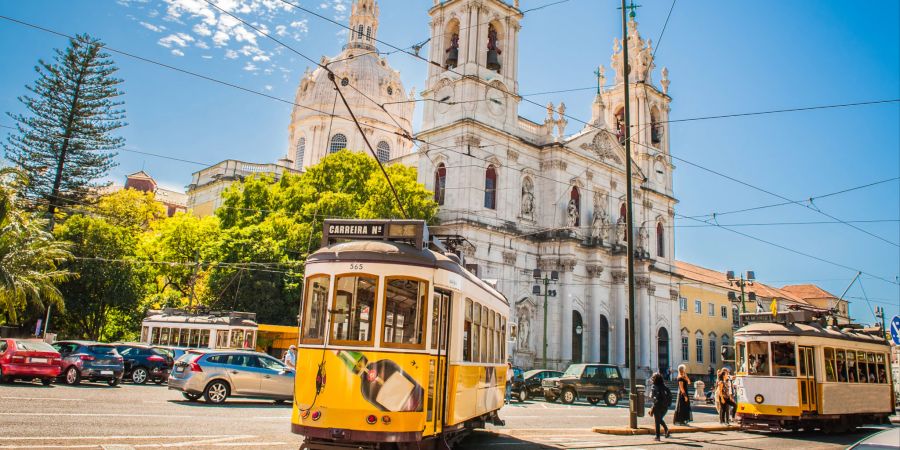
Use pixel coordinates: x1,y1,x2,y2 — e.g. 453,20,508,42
523,370,543,379
15,341,56,352
563,364,585,377
90,345,118,355
150,348,168,357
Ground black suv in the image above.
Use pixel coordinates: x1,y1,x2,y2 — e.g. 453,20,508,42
115,344,172,385
542,363,625,406
512,369,562,402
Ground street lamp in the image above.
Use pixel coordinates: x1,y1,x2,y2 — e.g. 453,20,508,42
533,269,558,368
727,270,756,322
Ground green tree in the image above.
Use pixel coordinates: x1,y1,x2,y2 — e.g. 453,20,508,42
0,168,71,325
3,34,125,227
95,188,167,230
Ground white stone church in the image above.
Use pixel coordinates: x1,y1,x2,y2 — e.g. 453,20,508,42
287,0,680,374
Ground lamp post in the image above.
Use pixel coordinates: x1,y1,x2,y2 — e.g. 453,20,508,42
532,269,558,369
727,271,755,324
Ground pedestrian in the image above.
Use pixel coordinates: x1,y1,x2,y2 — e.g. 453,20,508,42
707,365,715,386
673,364,693,425
283,345,297,370
505,362,513,404
716,368,736,425
649,372,671,441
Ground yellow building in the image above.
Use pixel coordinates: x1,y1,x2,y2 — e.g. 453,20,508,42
256,324,299,359
186,159,299,218
675,261,741,378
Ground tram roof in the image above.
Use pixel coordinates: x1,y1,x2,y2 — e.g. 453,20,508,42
307,240,508,306
736,321,889,346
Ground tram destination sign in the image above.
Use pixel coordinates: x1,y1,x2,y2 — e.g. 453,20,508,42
323,219,428,249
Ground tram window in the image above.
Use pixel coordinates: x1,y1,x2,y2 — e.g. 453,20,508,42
865,353,878,383
500,318,506,361
747,341,769,376
180,329,190,347
836,349,848,382
479,305,488,362
151,328,160,345
857,352,870,383
216,330,229,348
382,278,428,348
332,275,379,345
464,299,473,361
301,275,330,343
737,342,747,373
877,354,888,384
472,301,481,362
431,290,450,350
824,348,837,382
846,350,858,382
200,329,210,348
231,329,245,349
771,342,796,377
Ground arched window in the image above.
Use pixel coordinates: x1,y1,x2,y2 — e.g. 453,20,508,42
695,330,704,363
366,26,372,41
295,137,306,168
598,315,609,364
357,25,364,40
657,222,665,257
657,327,670,372
484,165,497,210
329,133,347,154
680,329,689,362
570,187,581,226
376,141,390,163
650,107,662,145
434,163,446,205
709,332,717,365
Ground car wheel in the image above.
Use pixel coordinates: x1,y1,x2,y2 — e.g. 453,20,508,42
64,366,81,386
587,397,600,405
107,378,120,387
517,389,528,402
604,391,619,407
131,367,149,384
41,378,53,386
204,380,229,404
182,392,201,402
561,388,577,404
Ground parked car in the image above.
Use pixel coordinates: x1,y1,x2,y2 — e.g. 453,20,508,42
0,339,61,385
542,363,626,406
512,369,562,402
848,427,900,450
114,344,171,385
167,350,294,404
153,346,190,364
53,341,124,386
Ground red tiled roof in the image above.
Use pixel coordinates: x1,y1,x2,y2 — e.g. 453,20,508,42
780,284,837,300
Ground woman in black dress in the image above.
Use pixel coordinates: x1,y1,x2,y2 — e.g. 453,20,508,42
673,364,693,425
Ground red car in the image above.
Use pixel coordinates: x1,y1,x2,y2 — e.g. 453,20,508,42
0,338,62,385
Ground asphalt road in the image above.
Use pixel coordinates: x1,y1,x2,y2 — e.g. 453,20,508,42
0,379,893,449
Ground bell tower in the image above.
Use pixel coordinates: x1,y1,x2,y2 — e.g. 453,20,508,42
420,0,523,132
346,0,379,51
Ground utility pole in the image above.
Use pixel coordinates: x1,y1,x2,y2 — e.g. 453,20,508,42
42,303,52,337
619,0,639,430
532,269,558,368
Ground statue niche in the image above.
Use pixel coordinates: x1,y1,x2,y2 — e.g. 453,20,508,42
591,192,609,245
521,177,535,220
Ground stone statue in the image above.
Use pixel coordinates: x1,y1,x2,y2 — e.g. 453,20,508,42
517,310,531,352
661,67,670,94
592,193,609,242
555,102,568,138
521,180,535,219
545,102,555,123
566,199,580,228
616,214,627,245
637,225,650,252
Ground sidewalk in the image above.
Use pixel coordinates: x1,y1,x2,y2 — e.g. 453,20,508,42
593,422,740,436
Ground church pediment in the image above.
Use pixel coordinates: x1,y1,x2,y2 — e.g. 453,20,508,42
575,130,624,166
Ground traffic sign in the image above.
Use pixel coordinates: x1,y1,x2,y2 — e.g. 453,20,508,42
890,315,900,346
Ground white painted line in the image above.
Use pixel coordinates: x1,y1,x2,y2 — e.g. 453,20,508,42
210,442,288,447
0,436,246,441
0,412,197,419
134,435,254,448
0,396,79,401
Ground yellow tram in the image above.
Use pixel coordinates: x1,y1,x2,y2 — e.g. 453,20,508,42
292,220,509,450
734,308,896,432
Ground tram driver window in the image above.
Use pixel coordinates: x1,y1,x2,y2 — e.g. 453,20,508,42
737,342,746,373
332,274,378,345
382,278,428,348
747,341,769,376
301,275,330,344
771,342,796,377
824,348,837,382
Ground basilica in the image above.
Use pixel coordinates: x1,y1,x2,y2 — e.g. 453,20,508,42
288,0,679,375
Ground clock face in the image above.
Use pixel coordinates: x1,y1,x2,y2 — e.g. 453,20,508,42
486,87,506,116
435,85,453,114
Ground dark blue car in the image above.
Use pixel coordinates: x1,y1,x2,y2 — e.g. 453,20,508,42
115,344,171,384
53,341,124,386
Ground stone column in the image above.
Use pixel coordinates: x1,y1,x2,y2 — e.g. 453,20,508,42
636,275,652,369
559,267,572,366
587,264,603,363
612,270,627,366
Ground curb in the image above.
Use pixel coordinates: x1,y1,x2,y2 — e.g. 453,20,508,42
592,423,741,435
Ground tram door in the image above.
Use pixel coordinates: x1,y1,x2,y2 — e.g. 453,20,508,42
798,346,817,413
430,288,452,434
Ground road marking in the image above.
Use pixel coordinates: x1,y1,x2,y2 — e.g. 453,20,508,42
133,435,254,447
0,396,79,401
210,442,288,447
0,436,248,441
0,412,289,420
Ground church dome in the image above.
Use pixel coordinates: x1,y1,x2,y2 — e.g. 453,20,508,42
287,0,414,171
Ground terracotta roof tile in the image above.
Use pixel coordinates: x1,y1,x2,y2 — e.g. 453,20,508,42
780,284,836,300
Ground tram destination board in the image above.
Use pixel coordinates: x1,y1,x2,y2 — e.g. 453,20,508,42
322,219,428,249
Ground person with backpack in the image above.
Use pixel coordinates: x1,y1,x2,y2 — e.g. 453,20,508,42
649,372,671,441
716,368,737,425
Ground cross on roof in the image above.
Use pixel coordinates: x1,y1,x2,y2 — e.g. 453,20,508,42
617,0,641,19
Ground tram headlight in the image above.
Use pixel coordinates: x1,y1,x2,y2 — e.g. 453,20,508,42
754,394,764,404
311,410,322,421
366,414,378,425
382,415,391,425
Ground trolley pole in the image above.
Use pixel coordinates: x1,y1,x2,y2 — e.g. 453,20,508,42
619,0,639,430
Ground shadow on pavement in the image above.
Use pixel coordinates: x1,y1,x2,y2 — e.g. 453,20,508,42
170,399,292,408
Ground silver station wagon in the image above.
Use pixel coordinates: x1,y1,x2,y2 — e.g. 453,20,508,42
167,350,294,404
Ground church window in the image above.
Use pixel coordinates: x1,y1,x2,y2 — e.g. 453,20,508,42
376,141,390,163
656,222,665,257
357,25,363,40
329,133,347,154
484,165,497,210
366,26,372,41
651,107,663,145
341,77,349,87
295,137,306,168
569,186,581,226
434,163,446,205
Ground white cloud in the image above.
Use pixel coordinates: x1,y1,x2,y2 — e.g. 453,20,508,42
158,32,195,48
192,23,212,36
139,21,164,32
264,85,273,91
243,62,259,72
195,40,210,49
171,49,185,56
201,55,213,59
224,49,239,59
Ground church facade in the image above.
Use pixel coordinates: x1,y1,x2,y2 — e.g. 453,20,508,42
288,0,681,374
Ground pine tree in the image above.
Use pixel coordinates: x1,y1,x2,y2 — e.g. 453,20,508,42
3,34,125,229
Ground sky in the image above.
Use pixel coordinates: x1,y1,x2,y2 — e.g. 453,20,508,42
0,0,898,327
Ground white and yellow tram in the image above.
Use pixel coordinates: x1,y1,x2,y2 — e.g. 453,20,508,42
291,220,509,450
734,310,896,431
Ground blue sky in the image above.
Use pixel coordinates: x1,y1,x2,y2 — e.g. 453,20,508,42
1,0,898,325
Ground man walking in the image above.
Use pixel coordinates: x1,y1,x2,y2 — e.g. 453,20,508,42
283,345,297,370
